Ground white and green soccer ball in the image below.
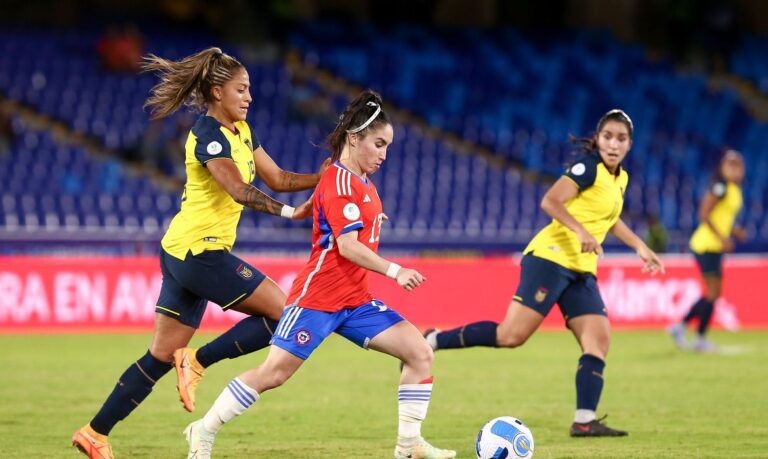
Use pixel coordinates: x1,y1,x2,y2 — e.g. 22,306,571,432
475,416,534,458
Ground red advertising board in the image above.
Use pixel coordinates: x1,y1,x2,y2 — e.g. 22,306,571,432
0,255,765,333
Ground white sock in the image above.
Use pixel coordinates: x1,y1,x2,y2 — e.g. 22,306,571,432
202,377,260,433
398,381,433,445
574,409,596,424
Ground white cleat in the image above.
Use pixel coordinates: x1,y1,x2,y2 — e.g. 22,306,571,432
394,437,456,459
423,329,441,351
667,323,688,349
184,419,215,459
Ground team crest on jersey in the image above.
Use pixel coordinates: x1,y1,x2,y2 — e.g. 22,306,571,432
343,203,361,221
295,329,312,346
534,287,549,303
236,264,254,280
244,138,252,149
207,141,223,155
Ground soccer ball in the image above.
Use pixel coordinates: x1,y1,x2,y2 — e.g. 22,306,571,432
475,416,534,458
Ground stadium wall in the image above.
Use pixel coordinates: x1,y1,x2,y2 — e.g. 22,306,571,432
1,255,766,333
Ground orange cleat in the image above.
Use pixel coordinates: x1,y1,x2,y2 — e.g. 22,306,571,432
72,424,113,459
173,347,206,412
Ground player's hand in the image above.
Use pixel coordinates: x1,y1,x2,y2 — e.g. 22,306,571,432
637,246,665,276
396,268,426,292
577,229,603,257
721,237,735,253
292,194,314,220
732,226,748,242
318,157,332,175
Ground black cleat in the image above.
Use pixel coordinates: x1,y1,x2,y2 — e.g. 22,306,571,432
570,415,628,437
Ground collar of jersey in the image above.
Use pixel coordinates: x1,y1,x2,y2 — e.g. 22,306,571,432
202,115,239,136
334,162,371,188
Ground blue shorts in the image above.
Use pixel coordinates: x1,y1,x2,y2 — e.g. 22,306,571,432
156,249,266,328
514,254,606,321
270,299,405,360
694,252,723,277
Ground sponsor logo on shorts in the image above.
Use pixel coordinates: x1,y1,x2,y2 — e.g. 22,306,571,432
295,329,311,346
534,287,549,303
236,264,254,280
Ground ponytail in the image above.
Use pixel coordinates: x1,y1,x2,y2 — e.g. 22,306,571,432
142,47,243,119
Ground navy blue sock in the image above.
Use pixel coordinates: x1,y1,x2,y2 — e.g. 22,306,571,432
436,321,498,349
697,299,715,335
682,298,707,324
575,354,605,412
90,351,172,435
196,316,278,368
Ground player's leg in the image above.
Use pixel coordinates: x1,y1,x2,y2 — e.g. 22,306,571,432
73,251,204,458
429,255,563,350
171,252,284,411
344,302,455,459
73,315,196,458
671,253,721,350
185,307,333,458
563,276,626,437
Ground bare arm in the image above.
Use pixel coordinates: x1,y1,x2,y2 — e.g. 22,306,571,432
252,146,330,192
335,231,425,291
610,218,665,275
540,177,603,256
206,158,312,219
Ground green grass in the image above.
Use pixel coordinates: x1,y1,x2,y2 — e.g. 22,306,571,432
1,330,767,458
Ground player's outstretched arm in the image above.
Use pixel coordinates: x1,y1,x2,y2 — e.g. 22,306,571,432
252,146,331,192
610,218,665,275
207,158,309,219
336,231,426,291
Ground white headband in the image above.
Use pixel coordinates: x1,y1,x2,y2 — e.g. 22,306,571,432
601,109,633,133
346,101,381,134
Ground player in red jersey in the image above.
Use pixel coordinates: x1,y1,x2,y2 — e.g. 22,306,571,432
182,90,455,459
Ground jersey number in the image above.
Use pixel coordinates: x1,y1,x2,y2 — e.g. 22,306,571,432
369,213,385,243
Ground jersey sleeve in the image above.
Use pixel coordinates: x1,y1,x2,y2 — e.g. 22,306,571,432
710,180,727,199
320,169,364,239
193,128,233,166
564,154,599,191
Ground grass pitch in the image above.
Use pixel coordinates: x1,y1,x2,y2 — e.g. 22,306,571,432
1,330,767,458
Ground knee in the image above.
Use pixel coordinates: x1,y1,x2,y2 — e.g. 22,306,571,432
583,336,611,360
404,343,434,372
496,331,528,348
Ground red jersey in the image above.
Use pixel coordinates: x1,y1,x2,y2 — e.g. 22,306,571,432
286,163,385,312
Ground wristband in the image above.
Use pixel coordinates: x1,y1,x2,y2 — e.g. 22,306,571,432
386,262,401,279
280,205,295,219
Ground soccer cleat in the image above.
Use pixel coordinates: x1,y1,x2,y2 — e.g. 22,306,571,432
72,424,114,459
667,323,688,349
693,336,717,353
570,415,628,437
394,437,456,459
174,347,206,412
424,328,440,351
184,419,215,459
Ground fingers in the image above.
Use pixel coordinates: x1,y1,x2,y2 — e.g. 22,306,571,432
399,270,426,291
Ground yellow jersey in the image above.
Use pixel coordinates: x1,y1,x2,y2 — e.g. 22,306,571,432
161,116,258,260
689,181,742,254
524,154,628,274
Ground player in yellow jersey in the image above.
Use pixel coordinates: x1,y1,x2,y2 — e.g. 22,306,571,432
427,110,664,437
73,47,328,459
668,151,746,352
